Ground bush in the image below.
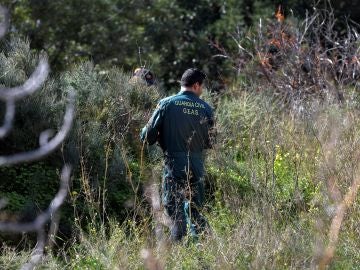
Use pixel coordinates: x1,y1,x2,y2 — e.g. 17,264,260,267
0,35,162,241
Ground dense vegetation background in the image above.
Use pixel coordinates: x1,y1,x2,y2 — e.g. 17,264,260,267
2,0,360,90
0,0,360,269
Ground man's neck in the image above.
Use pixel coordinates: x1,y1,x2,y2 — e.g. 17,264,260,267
181,86,191,92
181,86,198,96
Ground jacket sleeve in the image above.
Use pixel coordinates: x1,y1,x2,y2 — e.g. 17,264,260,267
140,102,165,145
205,107,216,149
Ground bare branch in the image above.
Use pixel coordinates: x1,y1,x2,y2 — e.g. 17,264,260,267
0,91,75,166
0,99,15,138
299,10,319,44
0,5,9,39
0,57,50,101
0,166,71,270
0,198,8,210
318,174,360,269
0,166,72,270
0,165,71,232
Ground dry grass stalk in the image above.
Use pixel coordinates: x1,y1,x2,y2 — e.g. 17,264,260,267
318,175,360,269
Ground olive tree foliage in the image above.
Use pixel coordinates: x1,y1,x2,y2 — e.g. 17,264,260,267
0,6,75,270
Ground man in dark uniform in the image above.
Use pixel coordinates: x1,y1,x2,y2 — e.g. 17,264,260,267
140,68,215,241
130,67,155,86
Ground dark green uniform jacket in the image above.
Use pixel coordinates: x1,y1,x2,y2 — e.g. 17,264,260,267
140,90,214,154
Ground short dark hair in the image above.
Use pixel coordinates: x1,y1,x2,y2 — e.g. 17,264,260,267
180,68,206,87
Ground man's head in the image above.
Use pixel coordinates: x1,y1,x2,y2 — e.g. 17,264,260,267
180,68,206,96
132,67,155,86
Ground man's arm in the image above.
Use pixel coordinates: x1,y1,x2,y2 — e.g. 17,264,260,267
205,108,216,149
140,102,164,145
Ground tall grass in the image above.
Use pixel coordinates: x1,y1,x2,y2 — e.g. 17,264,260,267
2,88,360,269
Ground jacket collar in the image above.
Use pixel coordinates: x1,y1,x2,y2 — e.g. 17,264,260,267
179,88,197,97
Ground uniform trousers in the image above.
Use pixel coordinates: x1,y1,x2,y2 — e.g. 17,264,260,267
162,152,208,241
